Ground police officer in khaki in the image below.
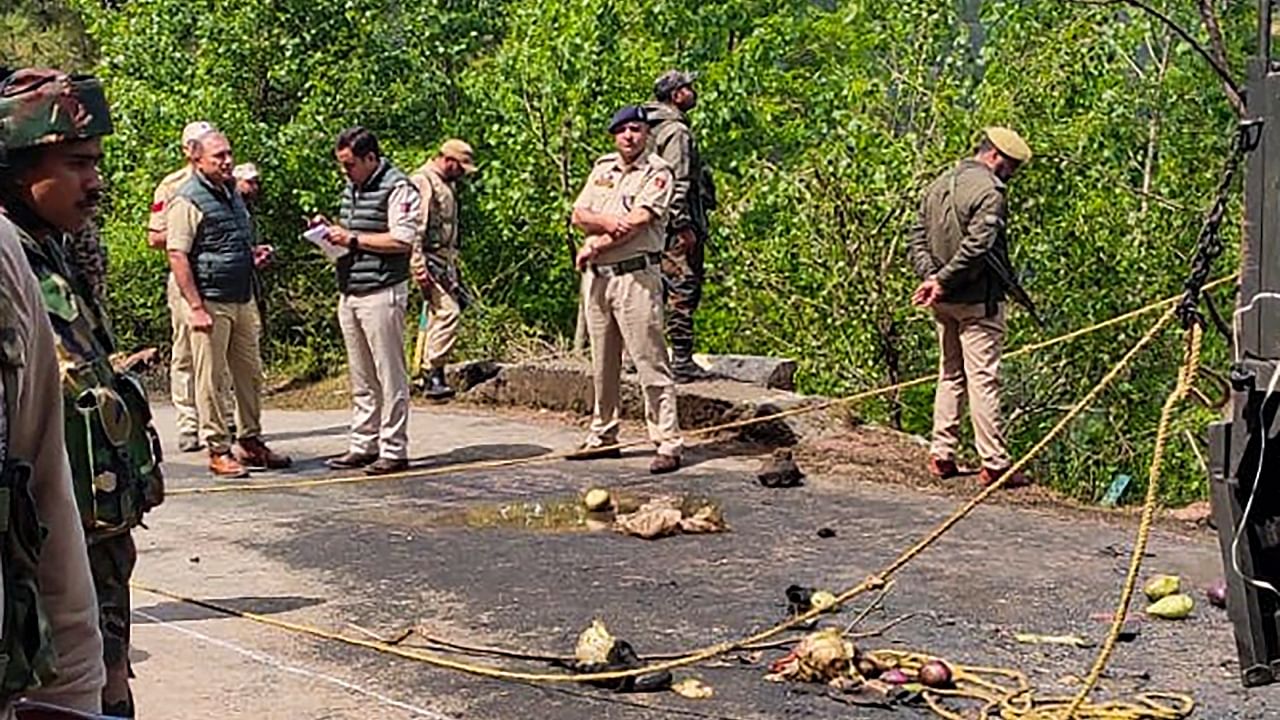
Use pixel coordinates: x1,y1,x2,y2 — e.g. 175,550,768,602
571,106,682,474
410,139,476,400
149,120,236,452
233,162,261,202
0,68,114,717
166,130,290,478
908,127,1032,489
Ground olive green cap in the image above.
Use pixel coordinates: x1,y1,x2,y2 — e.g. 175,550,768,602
984,126,1031,163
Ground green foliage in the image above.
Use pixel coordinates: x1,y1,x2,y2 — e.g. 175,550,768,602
0,0,94,70
15,0,1254,504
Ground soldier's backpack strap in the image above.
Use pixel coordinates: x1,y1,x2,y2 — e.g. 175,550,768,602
0,287,57,702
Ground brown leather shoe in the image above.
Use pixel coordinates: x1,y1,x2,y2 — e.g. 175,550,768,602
649,453,681,475
326,451,378,470
209,451,249,479
364,457,409,476
233,437,293,470
980,466,1031,488
928,456,959,479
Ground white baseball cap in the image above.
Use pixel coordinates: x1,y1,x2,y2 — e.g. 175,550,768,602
233,163,260,181
180,121,217,146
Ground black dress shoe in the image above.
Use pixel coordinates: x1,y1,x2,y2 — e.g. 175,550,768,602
326,452,378,470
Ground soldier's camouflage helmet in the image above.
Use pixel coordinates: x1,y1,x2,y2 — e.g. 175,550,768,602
0,68,113,154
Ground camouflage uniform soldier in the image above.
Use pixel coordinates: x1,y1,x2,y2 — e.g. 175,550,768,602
0,216,107,720
907,127,1033,490
409,139,477,400
644,70,717,383
570,106,682,474
64,223,106,306
0,67,165,717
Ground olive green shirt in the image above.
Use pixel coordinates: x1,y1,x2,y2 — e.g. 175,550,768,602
907,158,1010,306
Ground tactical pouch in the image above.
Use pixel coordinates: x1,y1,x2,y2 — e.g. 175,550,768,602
71,376,164,536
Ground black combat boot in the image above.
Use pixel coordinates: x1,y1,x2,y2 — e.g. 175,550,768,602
425,367,455,400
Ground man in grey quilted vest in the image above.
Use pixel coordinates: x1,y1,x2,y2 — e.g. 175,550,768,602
318,127,422,476
167,130,291,478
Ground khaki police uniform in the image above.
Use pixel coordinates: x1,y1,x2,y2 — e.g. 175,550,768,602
574,151,681,456
0,218,106,715
166,184,264,454
409,163,462,372
150,166,199,434
908,151,1024,472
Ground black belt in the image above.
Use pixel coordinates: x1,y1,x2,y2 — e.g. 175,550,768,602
591,252,662,277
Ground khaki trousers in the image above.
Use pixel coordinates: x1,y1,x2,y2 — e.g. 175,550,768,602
167,276,198,435
338,282,410,460
424,280,461,371
930,301,1011,470
184,299,264,454
583,266,682,456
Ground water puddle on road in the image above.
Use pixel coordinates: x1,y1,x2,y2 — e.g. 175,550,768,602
357,492,723,534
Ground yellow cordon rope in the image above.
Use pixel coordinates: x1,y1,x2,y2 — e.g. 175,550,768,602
135,304,1182,692
1059,324,1204,720
868,650,1194,720
167,276,1236,497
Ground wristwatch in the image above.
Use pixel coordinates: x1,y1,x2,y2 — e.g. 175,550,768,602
350,233,360,252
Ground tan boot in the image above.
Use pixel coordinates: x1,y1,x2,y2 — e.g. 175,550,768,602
209,451,249,479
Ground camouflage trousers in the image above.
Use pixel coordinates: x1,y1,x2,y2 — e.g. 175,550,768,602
660,237,705,367
87,531,136,678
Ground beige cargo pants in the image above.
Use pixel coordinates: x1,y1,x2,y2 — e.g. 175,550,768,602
929,301,1011,471
183,299,264,453
169,275,234,437
582,266,682,457
338,281,410,460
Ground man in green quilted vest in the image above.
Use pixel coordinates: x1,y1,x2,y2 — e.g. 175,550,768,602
166,131,291,480
0,66,162,717
317,127,421,476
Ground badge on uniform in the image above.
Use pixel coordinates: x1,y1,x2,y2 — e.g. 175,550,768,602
150,200,165,213
594,176,614,188
654,176,667,190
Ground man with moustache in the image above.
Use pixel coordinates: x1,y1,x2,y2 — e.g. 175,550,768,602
166,130,289,478
570,106,682,474
149,120,228,452
0,66,162,717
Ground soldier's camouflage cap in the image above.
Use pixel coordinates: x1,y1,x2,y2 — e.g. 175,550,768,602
653,70,697,101
984,126,1031,163
0,68,113,154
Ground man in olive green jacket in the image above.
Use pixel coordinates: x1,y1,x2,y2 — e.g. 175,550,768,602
644,70,717,383
907,127,1032,489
